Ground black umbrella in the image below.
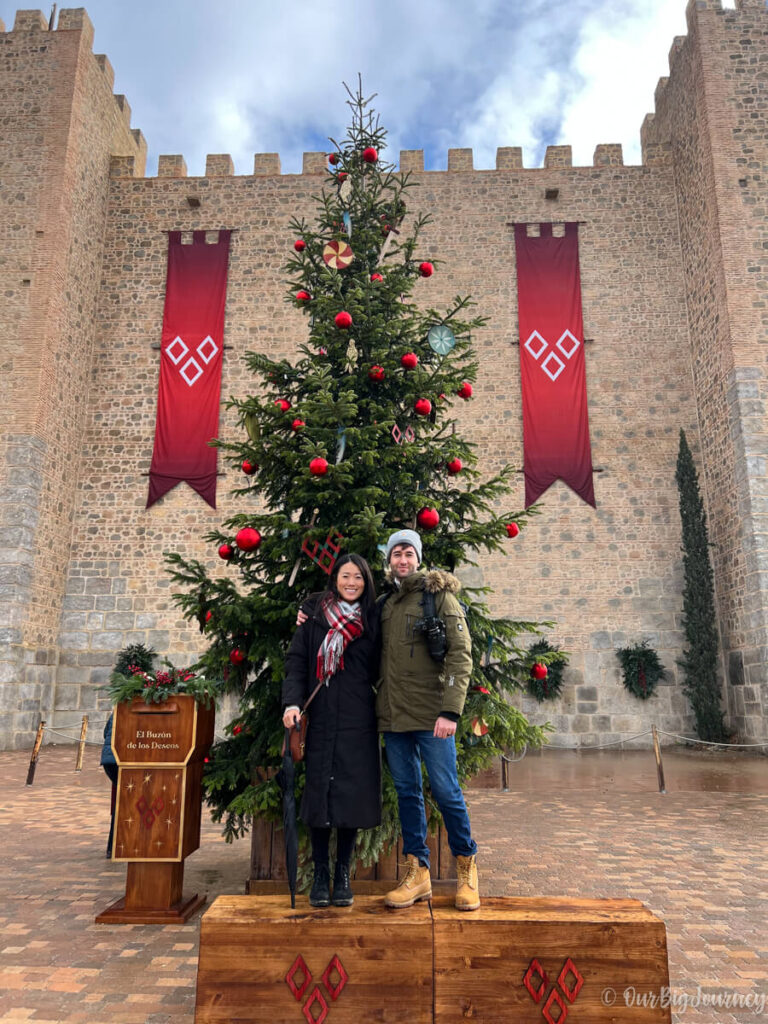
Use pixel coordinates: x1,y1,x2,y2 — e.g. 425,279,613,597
277,726,299,908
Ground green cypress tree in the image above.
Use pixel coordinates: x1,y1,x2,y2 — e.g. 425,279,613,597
166,84,550,863
675,429,727,741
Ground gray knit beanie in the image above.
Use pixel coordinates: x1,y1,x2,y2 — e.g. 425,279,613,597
385,529,422,564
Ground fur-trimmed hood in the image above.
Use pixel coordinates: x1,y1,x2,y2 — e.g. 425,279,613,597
382,567,461,595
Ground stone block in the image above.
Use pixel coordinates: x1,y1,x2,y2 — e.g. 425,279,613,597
447,148,473,172
399,150,424,173
496,147,523,169
157,154,187,178
302,152,326,174
59,632,89,650
205,154,234,176
105,612,136,630
252,153,280,175
91,631,125,650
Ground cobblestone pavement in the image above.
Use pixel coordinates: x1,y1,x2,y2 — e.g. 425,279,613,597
1,745,766,1023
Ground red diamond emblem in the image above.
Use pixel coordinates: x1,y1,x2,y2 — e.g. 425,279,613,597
302,986,328,1024
542,986,568,1024
285,954,312,1001
557,957,584,1003
523,958,549,1003
321,954,348,1001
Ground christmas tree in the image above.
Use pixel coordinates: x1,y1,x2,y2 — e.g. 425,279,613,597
675,429,726,742
166,84,549,866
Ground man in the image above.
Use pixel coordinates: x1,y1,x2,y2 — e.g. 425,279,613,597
377,529,479,911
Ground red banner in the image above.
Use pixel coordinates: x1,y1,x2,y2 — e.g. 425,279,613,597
147,230,231,509
514,222,595,508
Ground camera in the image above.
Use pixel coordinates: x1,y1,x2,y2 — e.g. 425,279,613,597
414,614,448,662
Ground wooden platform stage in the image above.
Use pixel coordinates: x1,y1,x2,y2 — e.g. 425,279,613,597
195,894,671,1023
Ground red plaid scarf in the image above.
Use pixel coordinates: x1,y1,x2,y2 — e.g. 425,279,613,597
316,597,364,684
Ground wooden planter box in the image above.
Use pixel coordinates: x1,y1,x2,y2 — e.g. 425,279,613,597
248,816,456,895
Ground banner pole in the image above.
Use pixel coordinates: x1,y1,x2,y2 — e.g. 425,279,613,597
26,719,46,786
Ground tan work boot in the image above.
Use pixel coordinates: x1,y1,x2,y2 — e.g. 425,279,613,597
385,854,432,908
455,854,480,911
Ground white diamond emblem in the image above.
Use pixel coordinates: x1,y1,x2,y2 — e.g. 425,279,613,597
524,330,548,360
166,336,188,364
197,335,218,364
180,357,203,387
556,330,580,359
541,351,566,381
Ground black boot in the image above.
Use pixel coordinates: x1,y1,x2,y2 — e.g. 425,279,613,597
332,862,354,907
309,864,331,907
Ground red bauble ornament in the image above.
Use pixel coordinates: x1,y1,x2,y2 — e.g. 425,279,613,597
419,262,434,277
457,382,473,400
381,224,390,236
309,457,328,476
401,352,419,370
337,171,348,182
447,458,463,475
369,365,386,382
335,311,353,329
471,717,489,737
531,662,548,680
417,507,440,530
295,290,311,303
205,610,213,623
370,272,384,283
275,399,291,412
291,418,305,432
229,649,245,665
505,522,520,538
473,685,491,695
362,146,378,163
232,724,243,735
241,459,258,475
414,398,432,416
294,239,306,252
328,152,340,165
218,544,234,561
236,527,262,551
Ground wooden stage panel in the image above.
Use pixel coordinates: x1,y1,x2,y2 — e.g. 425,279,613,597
433,896,671,1023
195,895,433,1023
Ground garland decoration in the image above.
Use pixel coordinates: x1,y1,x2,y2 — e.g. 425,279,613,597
616,640,666,701
526,638,568,702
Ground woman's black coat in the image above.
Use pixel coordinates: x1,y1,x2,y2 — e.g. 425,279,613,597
282,596,381,830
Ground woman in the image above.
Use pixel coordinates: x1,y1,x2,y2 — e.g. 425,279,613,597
282,553,381,908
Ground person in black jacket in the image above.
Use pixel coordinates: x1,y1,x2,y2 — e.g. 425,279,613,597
282,553,381,907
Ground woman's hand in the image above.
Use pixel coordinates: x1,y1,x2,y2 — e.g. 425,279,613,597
296,609,308,627
282,707,301,729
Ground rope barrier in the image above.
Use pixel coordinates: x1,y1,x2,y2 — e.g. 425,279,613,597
656,729,768,749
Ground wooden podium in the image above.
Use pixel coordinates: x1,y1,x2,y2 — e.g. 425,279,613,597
195,894,672,1023
96,695,215,925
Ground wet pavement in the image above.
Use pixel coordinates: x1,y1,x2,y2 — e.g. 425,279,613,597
1,744,766,1023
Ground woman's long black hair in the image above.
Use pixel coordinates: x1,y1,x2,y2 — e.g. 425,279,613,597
323,552,377,630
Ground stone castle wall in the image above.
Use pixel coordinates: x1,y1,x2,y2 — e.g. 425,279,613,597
1,2,767,749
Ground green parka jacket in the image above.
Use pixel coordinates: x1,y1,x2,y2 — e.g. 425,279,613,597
375,569,473,732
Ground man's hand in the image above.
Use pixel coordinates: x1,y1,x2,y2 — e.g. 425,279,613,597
433,715,457,739
282,708,300,728
296,609,308,627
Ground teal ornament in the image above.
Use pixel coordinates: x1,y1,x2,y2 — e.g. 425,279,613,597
335,425,347,464
343,211,352,237
428,325,456,355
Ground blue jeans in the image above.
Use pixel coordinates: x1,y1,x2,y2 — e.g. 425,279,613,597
383,731,477,867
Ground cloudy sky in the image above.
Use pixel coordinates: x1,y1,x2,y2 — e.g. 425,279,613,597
3,0,719,174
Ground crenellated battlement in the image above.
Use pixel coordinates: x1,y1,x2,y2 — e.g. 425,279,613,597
4,8,146,167
105,143,649,181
